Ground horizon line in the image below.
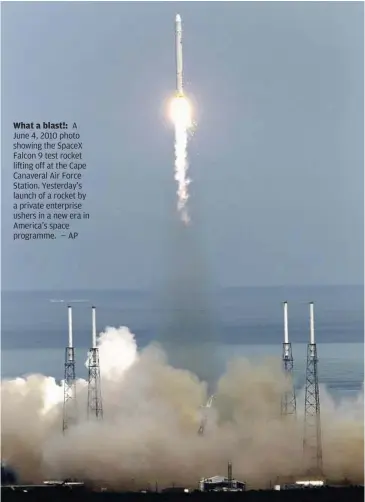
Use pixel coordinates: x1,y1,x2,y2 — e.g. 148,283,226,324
2,284,363,294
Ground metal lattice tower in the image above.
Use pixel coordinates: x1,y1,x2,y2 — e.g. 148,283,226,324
87,306,103,420
303,302,323,476
198,394,214,435
281,302,297,416
63,306,77,433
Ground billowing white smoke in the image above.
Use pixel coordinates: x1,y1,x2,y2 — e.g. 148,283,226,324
1,327,363,488
87,326,138,380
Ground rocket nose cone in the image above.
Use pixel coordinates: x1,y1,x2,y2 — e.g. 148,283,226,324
176,14,181,23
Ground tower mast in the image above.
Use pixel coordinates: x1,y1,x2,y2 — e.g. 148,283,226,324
62,306,77,433
87,306,103,420
281,301,296,416
303,302,323,476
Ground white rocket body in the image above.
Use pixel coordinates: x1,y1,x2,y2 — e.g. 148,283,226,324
175,14,184,96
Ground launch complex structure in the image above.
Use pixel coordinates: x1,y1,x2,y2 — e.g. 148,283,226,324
62,301,323,478
195,302,323,479
280,302,323,479
62,306,103,433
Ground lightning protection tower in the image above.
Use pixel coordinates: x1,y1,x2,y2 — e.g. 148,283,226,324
303,302,323,476
281,302,296,416
87,306,103,420
62,306,77,433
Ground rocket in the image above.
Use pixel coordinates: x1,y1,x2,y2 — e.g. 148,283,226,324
175,14,184,97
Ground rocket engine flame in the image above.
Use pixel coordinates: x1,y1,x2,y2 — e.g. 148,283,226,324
170,96,193,225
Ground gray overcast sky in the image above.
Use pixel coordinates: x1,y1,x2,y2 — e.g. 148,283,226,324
1,1,363,291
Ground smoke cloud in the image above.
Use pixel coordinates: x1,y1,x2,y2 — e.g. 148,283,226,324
1,326,363,489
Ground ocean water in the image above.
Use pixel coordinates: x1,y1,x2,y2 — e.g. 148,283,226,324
1,285,363,399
